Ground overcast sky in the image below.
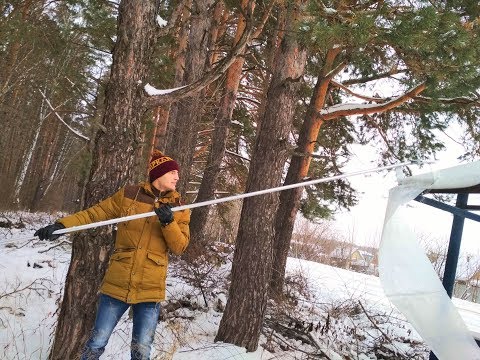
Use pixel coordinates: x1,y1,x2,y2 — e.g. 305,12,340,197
333,126,480,255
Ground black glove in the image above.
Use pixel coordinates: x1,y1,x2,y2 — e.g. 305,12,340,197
154,204,174,226
34,223,65,241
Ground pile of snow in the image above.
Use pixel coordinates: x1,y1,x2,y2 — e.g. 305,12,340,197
1,211,479,359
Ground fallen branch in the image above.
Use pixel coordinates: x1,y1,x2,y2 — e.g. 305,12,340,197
358,300,392,343
357,300,411,358
0,278,53,300
38,240,72,253
263,317,332,359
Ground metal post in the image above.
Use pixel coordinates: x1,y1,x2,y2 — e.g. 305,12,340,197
442,193,469,297
429,193,469,360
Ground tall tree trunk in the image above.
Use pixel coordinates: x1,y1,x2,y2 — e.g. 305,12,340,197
10,89,46,207
189,0,248,245
151,105,170,155
0,1,41,208
49,1,157,358
270,47,343,297
207,1,226,68
164,0,214,195
215,1,307,351
255,3,285,132
155,0,191,151
0,0,36,96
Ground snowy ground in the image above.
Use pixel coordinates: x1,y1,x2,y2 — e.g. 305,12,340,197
1,211,480,359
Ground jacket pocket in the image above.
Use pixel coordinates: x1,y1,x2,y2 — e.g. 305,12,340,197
146,251,166,266
111,250,134,262
142,251,167,289
104,251,134,288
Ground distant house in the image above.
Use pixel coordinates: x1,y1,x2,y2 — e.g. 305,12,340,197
329,246,377,274
431,253,480,303
468,270,480,288
350,249,375,273
329,246,353,268
453,258,480,303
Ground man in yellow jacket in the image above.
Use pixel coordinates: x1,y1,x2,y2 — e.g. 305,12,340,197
35,150,190,360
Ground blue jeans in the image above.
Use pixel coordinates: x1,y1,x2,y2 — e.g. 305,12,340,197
81,294,161,360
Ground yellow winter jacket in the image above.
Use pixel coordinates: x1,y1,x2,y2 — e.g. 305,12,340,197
58,182,190,303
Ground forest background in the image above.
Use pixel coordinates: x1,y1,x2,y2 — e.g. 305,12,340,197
1,0,480,358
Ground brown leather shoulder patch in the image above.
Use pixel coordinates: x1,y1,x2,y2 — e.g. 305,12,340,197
124,185,153,204
125,185,154,204
124,185,140,200
136,188,155,205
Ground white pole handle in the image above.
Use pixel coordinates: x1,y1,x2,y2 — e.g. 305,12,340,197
52,161,414,236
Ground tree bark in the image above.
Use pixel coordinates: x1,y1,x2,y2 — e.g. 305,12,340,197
0,0,36,96
270,59,426,298
155,0,191,151
0,1,109,211
189,0,249,245
270,47,342,297
164,0,215,195
0,1,41,208
49,1,157,358
215,1,307,351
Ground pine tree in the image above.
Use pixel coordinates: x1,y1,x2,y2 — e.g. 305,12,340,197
189,0,250,245
49,1,157,357
0,0,116,211
270,0,480,297
215,0,307,350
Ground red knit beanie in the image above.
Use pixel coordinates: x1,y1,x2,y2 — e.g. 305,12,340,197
148,149,180,183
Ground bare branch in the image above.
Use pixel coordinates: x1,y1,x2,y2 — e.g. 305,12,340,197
225,149,250,162
318,82,426,120
363,114,402,161
357,300,409,357
38,240,72,253
324,60,348,81
342,68,408,86
252,0,277,39
156,0,190,38
143,1,256,109
331,80,384,102
413,94,480,107
0,278,53,300
38,90,90,141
